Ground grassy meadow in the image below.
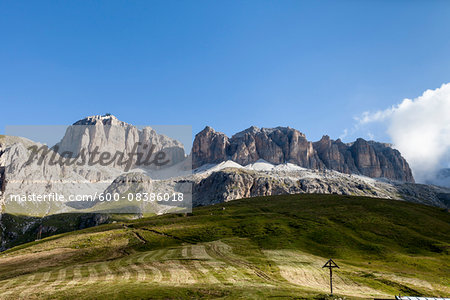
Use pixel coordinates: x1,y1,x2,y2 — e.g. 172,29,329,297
0,194,449,299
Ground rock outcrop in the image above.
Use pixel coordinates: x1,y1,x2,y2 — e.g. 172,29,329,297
0,115,190,216
57,114,186,169
314,136,414,182
192,126,229,167
192,126,414,182
193,126,323,169
192,166,448,209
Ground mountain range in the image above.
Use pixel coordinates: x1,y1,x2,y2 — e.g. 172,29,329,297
1,114,450,251
0,114,449,214
193,126,414,182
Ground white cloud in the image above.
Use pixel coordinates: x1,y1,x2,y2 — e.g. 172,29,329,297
354,107,396,124
356,83,450,183
339,128,348,140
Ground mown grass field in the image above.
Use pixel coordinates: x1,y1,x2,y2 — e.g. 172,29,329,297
0,194,449,299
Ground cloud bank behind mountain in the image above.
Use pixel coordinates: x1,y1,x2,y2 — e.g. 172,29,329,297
356,83,450,185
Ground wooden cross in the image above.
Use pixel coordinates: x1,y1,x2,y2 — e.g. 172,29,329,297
322,259,339,295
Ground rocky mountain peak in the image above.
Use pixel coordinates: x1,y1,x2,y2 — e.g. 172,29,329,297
57,115,185,169
73,114,126,126
317,135,331,145
193,126,415,182
199,126,218,136
193,125,321,169
192,126,230,167
232,126,260,138
202,126,215,132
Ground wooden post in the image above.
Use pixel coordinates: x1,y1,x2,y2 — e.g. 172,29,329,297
330,267,333,295
322,259,339,296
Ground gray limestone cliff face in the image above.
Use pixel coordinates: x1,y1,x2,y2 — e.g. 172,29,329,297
192,126,229,167
192,168,447,209
193,126,323,170
314,136,414,182
192,126,414,183
56,114,186,169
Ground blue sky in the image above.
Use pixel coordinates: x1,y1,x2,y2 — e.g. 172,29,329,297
1,0,450,143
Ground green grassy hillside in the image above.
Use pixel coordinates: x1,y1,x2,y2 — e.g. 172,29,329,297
0,194,449,299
